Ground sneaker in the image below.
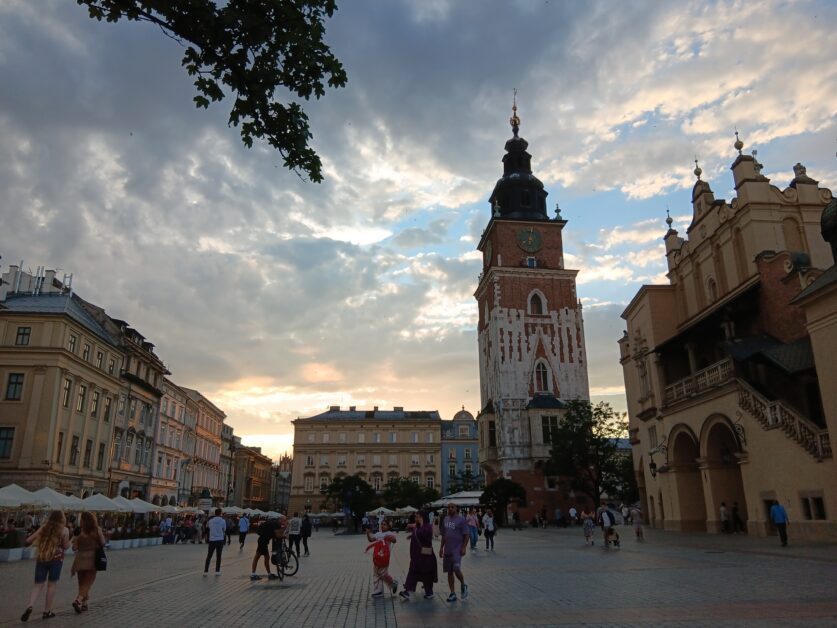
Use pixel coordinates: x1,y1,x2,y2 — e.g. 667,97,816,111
267,573,280,580
446,593,457,603
371,591,384,598
214,571,221,576
391,579,399,594
250,574,262,581
202,572,208,576
461,584,469,599
399,590,410,600
424,593,434,599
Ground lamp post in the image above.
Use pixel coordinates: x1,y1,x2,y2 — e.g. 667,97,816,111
227,442,237,507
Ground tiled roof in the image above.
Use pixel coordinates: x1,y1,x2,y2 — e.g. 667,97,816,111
298,409,441,421
727,335,814,374
792,264,837,303
1,293,117,346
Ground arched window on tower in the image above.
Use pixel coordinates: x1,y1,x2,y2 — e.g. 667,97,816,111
535,362,550,393
528,291,545,315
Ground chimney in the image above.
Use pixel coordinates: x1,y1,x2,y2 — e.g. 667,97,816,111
349,406,356,411
329,405,340,411
373,406,379,411
394,406,404,412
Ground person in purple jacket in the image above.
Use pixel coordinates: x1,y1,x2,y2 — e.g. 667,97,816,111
439,502,470,602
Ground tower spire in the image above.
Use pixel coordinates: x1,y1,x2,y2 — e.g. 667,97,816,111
510,89,520,138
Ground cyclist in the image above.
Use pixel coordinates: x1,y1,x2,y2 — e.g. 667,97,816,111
250,515,286,581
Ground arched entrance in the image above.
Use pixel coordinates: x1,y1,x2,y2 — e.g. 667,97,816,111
701,416,748,534
669,427,707,532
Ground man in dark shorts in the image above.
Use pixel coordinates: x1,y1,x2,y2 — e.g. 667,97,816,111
250,515,286,580
439,502,470,602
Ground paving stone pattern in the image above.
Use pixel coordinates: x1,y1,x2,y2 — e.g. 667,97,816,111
1,526,836,627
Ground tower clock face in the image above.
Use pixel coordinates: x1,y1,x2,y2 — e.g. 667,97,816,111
516,227,543,253
484,240,493,266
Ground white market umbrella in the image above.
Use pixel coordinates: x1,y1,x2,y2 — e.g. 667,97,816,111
367,507,395,516
396,506,418,514
82,494,130,512
30,487,79,510
0,483,47,509
161,505,180,514
130,498,160,513
251,509,266,516
330,512,346,517
111,495,135,511
222,506,244,515
265,511,280,518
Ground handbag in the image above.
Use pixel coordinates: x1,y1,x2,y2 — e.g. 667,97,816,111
420,546,433,556
94,544,108,571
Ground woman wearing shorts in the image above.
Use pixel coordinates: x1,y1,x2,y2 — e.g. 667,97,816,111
21,510,71,621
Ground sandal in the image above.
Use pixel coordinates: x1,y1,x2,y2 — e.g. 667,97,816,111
43,611,56,619
81,603,89,611
20,607,32,622
72,599,82,613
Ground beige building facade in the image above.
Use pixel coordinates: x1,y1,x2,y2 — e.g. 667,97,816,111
620,138,835,541
288,407,442,516
233,445,273,510
183,387,225,505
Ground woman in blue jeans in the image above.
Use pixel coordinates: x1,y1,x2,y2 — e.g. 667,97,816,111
21,510,71,621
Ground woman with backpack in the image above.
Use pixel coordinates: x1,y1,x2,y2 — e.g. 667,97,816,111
21,510,71,621
71,511,107,613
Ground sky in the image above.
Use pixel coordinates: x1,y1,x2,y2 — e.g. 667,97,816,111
1,0,836,461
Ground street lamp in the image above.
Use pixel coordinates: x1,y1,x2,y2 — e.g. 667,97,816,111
649,436,669,478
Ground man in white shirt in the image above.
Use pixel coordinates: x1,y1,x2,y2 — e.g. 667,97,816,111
203,508,227,575
238,515,250,550
288,512,303,556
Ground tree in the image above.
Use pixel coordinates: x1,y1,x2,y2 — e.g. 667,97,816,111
480,477,526,526
78,0,347,182
382,478,439,510
321,474,375,523
447,469,482,494
545,400,628,508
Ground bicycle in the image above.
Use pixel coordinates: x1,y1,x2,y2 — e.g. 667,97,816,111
270,538,299,578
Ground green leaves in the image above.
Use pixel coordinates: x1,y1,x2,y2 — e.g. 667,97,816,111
480,478,526,524
77,0,347,182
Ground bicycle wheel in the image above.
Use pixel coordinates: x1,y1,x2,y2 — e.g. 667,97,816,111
282,548,299,576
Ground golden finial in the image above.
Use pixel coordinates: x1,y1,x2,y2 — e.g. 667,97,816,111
509,88,520,137
734,128,744,155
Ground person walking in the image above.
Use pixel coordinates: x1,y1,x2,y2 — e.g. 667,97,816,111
719,502,730,533
769,500,789,547
70,512,106,613
224,515,234,546
581,507,596,545
511,509,521,531
288,512,303,556
366,519,398,598
439,502,469,603
203,508,227,575
21,510,71,622
481,508,496,551
598,506,620,548
568,506,578,527
465,508,479,552
399,511,438,601
238,514,250,550
629,504,644,541
301,513,312,556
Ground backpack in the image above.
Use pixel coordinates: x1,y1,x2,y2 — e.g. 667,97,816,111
366,539,391,568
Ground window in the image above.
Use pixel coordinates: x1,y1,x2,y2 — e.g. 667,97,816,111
304,476,314,492
76,385,87,412
337,454,346,467
339,432,346,443
426,453,434,464
91,391,100,417
15,327,31,345
801,494,826,520
96,443,105,470
373,432,381,443
356,454,365,466
372,475,382,491
448,450,456,460
411,454,419,466
411,431,419,443
488,421,497,447
129,399,137,418
388,432,397,443
108,358,115,375
372,455,381,466
411,474,420,484
70,435,80,466
464,448,472,460
541,415,559,444
68,334,77,353
464,463,472,475
118,395,126,415
648,426,658,449
102,396,111,422
82,343,90,361
458,425,470,438
0,427,14,458
527,256,537,268
56,432,64,463
62,379,72,408
307,432,315,443
320,455,329,466
426,432,433,443
319,476,329,491
448,463,456,478
426,476,434,489
357,432,365,443
535,362,549,392
134,437,143,465
322,432,330,443
530,293,543,315
389,454,397,466
83,439,93,468
5,373,24,400
96,351,104,369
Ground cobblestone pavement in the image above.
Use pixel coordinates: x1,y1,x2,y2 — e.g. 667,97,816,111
1,526,836,627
